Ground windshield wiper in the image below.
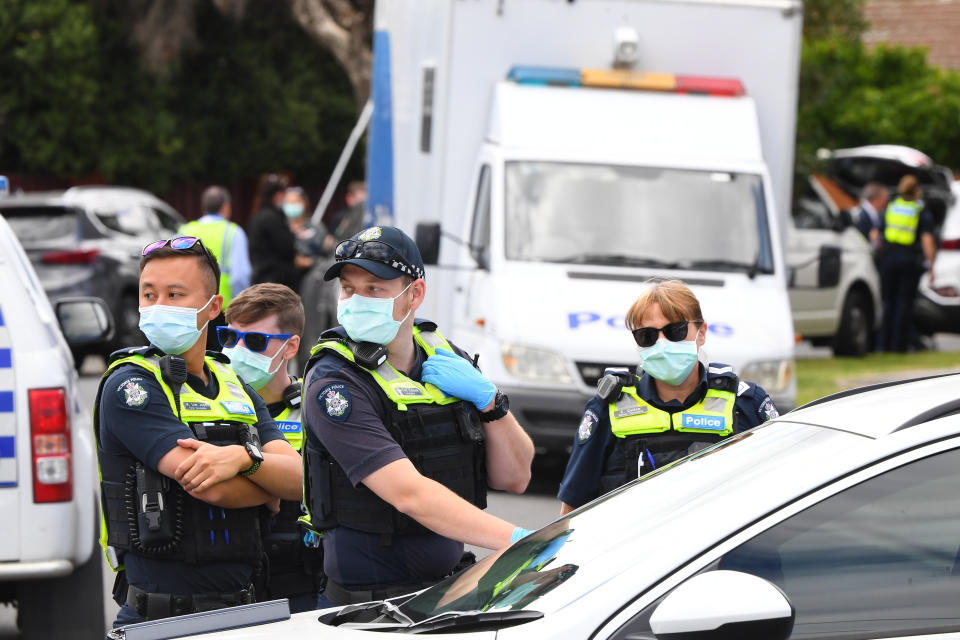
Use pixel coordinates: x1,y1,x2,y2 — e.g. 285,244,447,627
404,609,544,634
683,259,770,278
562,253,681,269
327,599,414,628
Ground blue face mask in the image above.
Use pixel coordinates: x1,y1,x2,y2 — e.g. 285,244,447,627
282,202,304,219
223,340,288,390
638,334,700,386
139,296,214,355
336,282,413,344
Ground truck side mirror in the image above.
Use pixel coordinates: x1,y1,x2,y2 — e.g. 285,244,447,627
817,245,841,288
415,222,441,266
55,297,115,346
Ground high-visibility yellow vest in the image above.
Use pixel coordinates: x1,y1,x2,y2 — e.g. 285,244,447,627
884,197,921,246
179,218,237,306
609,385,736,438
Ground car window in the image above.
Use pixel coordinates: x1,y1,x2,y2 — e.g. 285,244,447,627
2,206,79,244
621,446,960,639
152,206,182,233
94,204,159,236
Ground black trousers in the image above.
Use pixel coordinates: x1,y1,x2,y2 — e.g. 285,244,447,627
878,252,922,353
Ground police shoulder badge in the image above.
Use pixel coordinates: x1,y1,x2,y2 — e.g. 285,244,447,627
118,377,149,409
577,409,598,442
761,396,779,421
319,383,351,422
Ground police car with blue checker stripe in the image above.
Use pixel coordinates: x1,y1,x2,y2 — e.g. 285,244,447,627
0,206,114,638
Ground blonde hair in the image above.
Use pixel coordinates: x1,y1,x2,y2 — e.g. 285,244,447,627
225,283,305,335
626,279,704,330
898,174,920,200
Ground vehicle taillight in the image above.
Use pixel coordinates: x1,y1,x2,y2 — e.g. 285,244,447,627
940,238,960,250
41,249,99,265
29,388,72,503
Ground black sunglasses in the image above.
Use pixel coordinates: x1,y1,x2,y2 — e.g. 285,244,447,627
142,236,220,283
217,327,293,353
335,239,424,279
632,321,698,348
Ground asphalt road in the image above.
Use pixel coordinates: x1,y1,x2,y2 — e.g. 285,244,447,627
0,368,566,638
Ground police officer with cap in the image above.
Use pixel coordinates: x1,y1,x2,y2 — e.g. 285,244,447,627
220,282,322,612
302,225,536,608
95,237,303,629
558,279,778,514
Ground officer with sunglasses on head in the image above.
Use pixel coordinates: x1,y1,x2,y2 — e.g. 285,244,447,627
94,237,303,630
558,279,779,515
219,283,323,612
301,226,536,608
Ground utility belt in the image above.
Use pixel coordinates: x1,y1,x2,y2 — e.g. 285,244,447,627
123,582,255,621
321,551,476,606
256,527,325,601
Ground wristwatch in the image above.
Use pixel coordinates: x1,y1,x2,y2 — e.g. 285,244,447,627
239,442,264,477
478,391,509,423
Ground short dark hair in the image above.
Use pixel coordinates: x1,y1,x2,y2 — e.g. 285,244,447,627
224,283,304,336
260,174,289,202
201,185,231,213
139,241,221,296
346,181,366,197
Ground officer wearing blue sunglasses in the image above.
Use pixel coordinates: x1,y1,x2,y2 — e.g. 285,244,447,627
558,279,779,515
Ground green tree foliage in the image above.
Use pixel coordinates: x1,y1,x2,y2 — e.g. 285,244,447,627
802,0,867,42
0,0,357,193
0,0,101,175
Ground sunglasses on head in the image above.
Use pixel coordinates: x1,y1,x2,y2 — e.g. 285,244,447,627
632,320,699,348
142,236,220,281
217,327,292,353
335,239,424,279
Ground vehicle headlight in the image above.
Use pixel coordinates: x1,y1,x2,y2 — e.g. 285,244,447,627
741,359,793,394
501,343,573,385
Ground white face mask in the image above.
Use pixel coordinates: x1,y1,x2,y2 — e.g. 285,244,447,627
138,295,215,355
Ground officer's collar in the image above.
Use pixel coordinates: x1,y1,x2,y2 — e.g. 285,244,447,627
637,362,708,411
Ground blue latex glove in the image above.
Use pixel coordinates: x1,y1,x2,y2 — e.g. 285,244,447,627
421,348,496,411
510,527,534,544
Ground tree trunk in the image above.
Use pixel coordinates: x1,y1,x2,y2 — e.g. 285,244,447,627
289,0,373,109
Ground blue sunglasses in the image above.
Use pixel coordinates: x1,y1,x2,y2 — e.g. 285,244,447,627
217,327,292,353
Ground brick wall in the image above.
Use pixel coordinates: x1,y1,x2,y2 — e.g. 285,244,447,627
865,0,960,70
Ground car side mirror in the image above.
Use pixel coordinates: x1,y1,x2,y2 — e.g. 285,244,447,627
55,297,114,346
649,570,794,640
817,245,841,288
415,222,441,266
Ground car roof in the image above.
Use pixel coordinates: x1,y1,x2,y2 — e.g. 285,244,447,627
784,373,960,438
832,144,934,168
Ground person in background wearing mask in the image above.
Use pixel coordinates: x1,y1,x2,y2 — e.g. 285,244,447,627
301,225,536,608
283,186,323,277
249,174,312,290
219,283,322,612
94,237,302,629
557,279,778,515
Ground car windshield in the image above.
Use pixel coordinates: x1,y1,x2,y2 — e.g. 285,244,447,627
2,206,79,245
504,162,773,274
398,421,863,623
95,204,160,236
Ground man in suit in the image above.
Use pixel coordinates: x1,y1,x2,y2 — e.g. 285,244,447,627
855,181,889,252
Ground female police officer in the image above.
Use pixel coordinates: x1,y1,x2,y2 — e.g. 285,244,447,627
558,279,779,514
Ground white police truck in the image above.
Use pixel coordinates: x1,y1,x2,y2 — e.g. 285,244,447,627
360,0,801,455
0,207,113,638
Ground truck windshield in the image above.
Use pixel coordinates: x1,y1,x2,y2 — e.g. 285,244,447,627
504,162,773,274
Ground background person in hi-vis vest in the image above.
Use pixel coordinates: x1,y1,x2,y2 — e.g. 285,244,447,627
220,283,322,612
179,185,252,351
94,237,302,630
877,174,937,353
558,279,779,515
301,225,536,608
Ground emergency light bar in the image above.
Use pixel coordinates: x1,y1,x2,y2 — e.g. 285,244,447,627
507,65,745,97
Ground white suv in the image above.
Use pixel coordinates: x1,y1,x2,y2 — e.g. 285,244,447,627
0,212,112,638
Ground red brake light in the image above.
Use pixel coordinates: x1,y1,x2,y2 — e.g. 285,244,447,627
675,75,745,97
29,388,72,503
41,248,99,265
940,238,960,250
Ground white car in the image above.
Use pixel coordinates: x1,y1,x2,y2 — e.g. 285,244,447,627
0,212,113,637
132,373,960,640
916,180,960,335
